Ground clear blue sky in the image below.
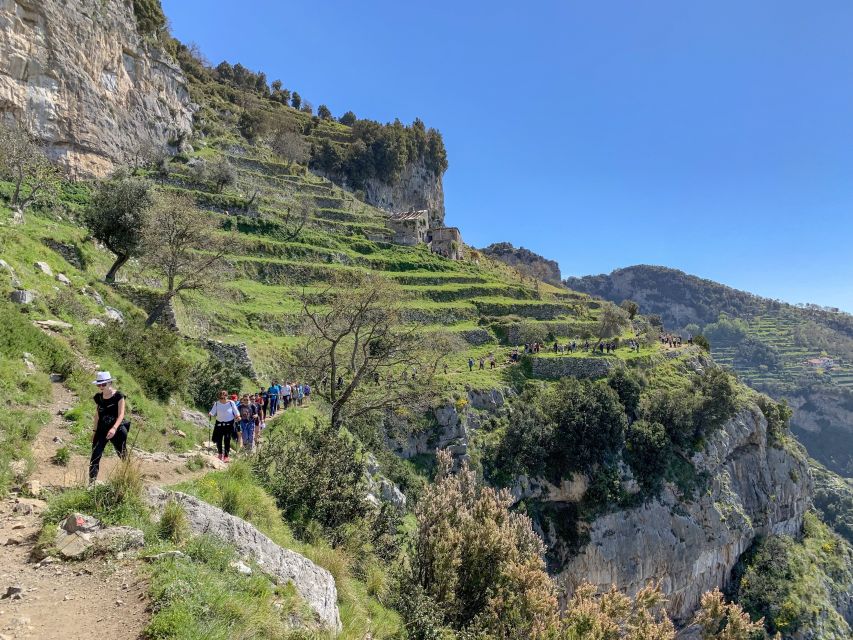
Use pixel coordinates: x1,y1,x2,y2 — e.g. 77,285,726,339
162,0,853,312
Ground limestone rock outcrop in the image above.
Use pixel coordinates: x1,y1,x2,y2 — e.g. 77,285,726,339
554,407,812,624
481,242,562,286
147,487,341,632
0,0,193,177
363,159,446,228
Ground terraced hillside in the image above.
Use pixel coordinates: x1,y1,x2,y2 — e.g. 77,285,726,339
567,265,853,476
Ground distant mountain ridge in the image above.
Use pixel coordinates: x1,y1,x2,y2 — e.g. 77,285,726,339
566,265,853,477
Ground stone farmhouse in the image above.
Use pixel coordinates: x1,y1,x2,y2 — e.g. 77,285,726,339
386,209,463,260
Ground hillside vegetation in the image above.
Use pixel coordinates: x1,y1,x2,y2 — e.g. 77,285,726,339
0,4,848,637
566,265,853,477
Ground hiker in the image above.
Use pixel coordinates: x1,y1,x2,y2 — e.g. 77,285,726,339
489,354,496,369
303,382,311,406
267,380,279,416
209,389,239,462
257,390,267,425
296,382,305,407
479,357,485,370
89,371,129,484
238,393,256,452
281,380,292,410
253,394,263,447
468,357,474,371
337,375,344,390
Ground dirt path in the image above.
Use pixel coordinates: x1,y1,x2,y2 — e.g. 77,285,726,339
0,383,219,640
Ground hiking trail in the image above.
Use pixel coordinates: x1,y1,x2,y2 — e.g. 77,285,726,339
0,381,217,640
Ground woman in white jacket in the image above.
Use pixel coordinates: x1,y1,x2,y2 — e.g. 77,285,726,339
209,389,240,462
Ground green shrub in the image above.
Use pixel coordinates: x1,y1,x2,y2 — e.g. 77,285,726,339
757,395,792,442
642,389,696,449
608,368,644,419
546,378,627,476
88,319,191,402
693,334,711,351
187,354,243,411
253,420,369,542
625,420,670,491
52,446,70,466
132,0,167,37
158,500,189,544
693,367,738,435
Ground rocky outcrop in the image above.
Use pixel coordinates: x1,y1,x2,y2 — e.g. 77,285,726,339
0,0,193,177
363,159,445,228
202,338,257,380
555,407,812,624
481,242,562,286
386,388,509,462
147,487,341,631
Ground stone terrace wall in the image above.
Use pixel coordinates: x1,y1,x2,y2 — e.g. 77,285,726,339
529,355,621,379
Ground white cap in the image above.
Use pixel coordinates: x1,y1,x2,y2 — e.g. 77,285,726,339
92,371,113,385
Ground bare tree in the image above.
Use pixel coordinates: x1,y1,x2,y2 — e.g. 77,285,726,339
125,139,169,177
270,128,310,165
140,191,234,326
295,273,449,428
275,195,312,242
0,121,59,221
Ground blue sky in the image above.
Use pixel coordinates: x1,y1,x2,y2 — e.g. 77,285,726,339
162,0,853,312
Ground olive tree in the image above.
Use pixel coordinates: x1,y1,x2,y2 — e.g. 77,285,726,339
0,122,59,221
598,301,631,338
84,171,155,282
295,273,448,428
140,191,233,326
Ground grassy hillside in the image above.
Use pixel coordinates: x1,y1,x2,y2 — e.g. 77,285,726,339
566,265,853,476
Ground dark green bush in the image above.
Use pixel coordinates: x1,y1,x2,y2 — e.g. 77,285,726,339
88,319,191,402
253,420,369,542
625,420,670,491
693,334,711,351
642,389,696,449
546,378,627,477
132,0,167,36
693,367,738,435
488,387,552,481
757,395,792,442
607,368,644,420
188,354,243,410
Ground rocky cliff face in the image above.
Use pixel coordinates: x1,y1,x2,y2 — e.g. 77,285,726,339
554,407,811,624
363,159,446,228
0,0,193,177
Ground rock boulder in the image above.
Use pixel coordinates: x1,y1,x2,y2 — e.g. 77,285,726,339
146,487,341,631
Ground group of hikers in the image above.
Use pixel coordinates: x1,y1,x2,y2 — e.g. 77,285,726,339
208,380,310,461
468,353,498,371
87,372,312,484
661,333,685,348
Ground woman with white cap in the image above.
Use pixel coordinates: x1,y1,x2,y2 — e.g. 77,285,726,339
89,371,129,484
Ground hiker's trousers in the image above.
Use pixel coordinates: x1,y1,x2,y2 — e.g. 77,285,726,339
89,426,129,481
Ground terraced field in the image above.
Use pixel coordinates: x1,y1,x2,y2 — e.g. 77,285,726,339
710,312,853,392
3,138,650,399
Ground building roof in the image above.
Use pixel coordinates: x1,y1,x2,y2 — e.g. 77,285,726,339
388,209,429,221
